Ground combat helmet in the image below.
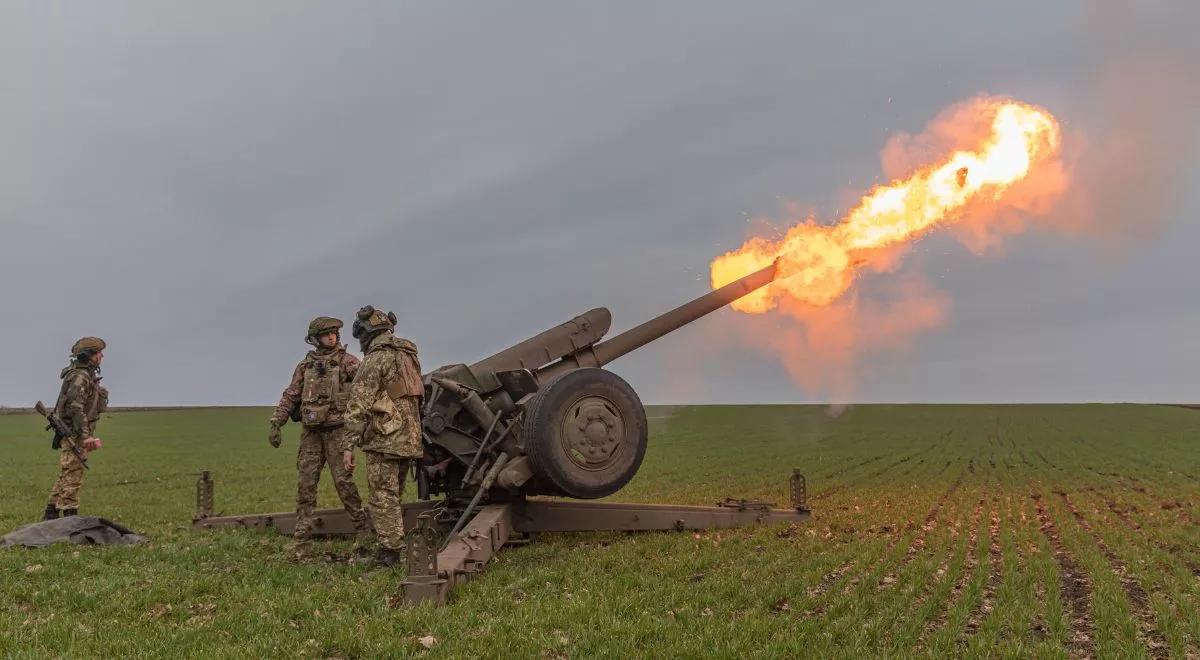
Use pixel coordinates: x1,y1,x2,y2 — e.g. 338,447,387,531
307,316,343,338
304,316,344,347
71,337,106,359
351,305,397,341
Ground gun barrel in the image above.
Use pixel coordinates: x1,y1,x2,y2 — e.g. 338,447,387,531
536,260,777,382
593,260,778,365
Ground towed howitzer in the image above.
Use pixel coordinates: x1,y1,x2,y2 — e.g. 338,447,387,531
419,259,780,502
195,260,810,605
34,401,89,470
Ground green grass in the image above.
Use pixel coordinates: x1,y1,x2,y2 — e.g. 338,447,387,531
1,404,1199,657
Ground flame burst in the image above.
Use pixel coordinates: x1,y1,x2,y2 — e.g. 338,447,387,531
711,98,1062,312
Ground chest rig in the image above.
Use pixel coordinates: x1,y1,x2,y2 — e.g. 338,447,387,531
300,348,349,427
54,367,99,418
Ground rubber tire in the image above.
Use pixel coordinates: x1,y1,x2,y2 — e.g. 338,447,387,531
523,368,648,499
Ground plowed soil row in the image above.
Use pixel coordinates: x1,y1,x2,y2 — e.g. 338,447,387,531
1032,490,1095,659
879,471,966,591
963,496,1003,640
1058,491,1169,658
917,496,986,648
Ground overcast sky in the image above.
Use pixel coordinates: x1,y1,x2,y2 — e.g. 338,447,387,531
2,2,1197,406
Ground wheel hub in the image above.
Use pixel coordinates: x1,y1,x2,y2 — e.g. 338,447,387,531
561,396,625,470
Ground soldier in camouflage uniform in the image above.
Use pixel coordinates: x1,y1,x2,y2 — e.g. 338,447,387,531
341,306,424,568
44,337,109,520
269,317,372,555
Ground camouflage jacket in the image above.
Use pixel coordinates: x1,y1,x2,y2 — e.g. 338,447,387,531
342,333,424,457
54,363,102,441
271,346,360,427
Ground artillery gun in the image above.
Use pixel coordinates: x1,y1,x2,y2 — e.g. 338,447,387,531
195,261,811,604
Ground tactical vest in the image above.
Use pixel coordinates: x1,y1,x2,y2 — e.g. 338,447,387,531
361,337,424,447
54,366,102,436
91,385,109,424
300,348,350,427
385,352,424,402
368,336,423,402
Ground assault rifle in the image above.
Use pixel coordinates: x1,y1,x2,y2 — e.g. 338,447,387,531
34,401,89,470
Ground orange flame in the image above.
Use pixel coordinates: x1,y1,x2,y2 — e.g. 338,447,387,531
711,98,1062,312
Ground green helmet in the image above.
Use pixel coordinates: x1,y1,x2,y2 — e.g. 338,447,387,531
307,316,343,338
71,336,106,357
351,305,396,340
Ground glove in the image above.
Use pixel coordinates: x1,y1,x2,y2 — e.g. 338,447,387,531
268,419,283,448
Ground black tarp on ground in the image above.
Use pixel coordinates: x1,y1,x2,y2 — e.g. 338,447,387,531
2,516,146,548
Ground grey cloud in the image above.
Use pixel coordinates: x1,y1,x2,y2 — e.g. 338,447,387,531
1,1,1197,406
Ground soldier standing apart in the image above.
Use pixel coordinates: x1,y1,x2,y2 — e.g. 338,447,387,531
341,306,424,568
269,317,372,557
44,337,109,520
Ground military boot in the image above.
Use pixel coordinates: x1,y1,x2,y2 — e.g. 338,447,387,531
42,503,59,521
351,533,375,562
373,547,403,569
61,508,78,517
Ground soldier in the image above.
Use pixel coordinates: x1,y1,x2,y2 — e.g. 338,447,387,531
44,337,109,520
269,317,372,556
341,306,424,568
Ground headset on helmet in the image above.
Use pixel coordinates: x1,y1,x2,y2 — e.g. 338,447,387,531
351,305,397,340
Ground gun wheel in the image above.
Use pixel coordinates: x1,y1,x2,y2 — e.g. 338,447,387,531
523,368,647,499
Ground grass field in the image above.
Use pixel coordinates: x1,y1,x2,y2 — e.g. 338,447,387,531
2,404,1199,658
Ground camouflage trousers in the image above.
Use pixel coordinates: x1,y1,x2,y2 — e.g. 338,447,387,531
48,445,87,511
364,452,411,551
295,426,371,541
